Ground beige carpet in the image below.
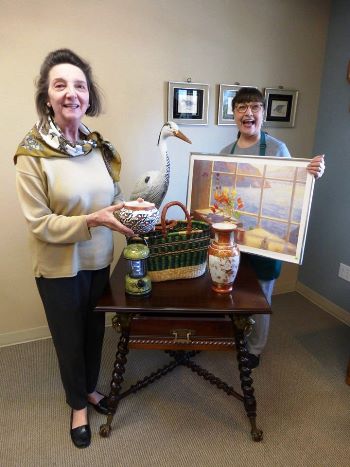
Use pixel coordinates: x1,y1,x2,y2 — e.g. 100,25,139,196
0,292,349,467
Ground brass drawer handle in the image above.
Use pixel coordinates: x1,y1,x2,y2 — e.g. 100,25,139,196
171,328,195,344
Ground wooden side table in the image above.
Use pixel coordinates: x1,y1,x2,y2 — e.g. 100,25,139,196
95,255,270,441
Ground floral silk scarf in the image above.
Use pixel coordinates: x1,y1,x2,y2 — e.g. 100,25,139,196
14,117,121,182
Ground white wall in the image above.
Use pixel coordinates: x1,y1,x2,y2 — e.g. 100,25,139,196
0,0,331,345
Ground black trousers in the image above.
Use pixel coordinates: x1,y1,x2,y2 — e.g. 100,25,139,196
36,267,109,410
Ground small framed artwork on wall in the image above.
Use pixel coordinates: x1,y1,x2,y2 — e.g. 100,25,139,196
168,81,209,125
264,88,299,128
217,84,240,125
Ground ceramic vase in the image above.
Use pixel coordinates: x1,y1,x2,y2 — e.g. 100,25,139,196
208,222,240,294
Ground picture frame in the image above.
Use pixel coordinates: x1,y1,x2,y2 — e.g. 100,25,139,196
168,81,209,125
217,84,257,125
217,84,240,125
264,88,299,128
187,152,315,264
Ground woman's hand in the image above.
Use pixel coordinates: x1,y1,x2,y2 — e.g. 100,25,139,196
86,203,134,236
307,155,325,179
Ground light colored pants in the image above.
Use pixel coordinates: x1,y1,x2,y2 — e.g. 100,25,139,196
247,279,275,356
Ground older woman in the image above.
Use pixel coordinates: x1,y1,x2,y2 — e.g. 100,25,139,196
221,87,325,369
14,49,133,448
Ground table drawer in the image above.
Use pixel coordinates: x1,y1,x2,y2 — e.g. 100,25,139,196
129,313,235,351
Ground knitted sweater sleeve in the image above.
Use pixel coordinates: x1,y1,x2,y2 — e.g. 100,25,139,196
113,181,124,204
16,156,91,244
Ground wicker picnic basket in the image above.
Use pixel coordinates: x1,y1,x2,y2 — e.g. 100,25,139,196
141,201,211,282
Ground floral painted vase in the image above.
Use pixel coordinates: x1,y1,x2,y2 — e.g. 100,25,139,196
208,222,240,294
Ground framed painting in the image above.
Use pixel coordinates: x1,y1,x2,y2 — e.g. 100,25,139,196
264,88,299,128
168,81,209,125
217,84,257,125
187,153,315,264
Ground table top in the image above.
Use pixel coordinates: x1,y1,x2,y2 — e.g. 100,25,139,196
95,255,271,316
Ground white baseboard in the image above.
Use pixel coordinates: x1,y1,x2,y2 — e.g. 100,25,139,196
296,281,350,326
0,314,116,348
0,326,52,348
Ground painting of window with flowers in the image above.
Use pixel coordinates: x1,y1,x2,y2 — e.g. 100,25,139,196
187,153,315,264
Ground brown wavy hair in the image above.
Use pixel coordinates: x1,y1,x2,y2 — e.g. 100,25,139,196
35,48,102,122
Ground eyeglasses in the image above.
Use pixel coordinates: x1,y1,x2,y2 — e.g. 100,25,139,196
235,103,263,114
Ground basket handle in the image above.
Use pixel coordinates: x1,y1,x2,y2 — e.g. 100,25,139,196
160,201,192,237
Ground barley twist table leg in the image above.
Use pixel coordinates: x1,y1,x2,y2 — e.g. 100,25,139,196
232,314,263,442
99,313,132,437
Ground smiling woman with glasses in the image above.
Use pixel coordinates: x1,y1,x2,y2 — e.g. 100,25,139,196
220,86,325,370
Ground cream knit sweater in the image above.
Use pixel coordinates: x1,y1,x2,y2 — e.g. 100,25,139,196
16,148,123,278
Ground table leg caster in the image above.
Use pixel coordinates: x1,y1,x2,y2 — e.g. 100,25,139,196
249,416,263,441
251,428,263,442
99,423,111,438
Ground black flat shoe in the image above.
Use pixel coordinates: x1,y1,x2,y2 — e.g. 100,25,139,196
70,411,91,449
88,395,110,415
